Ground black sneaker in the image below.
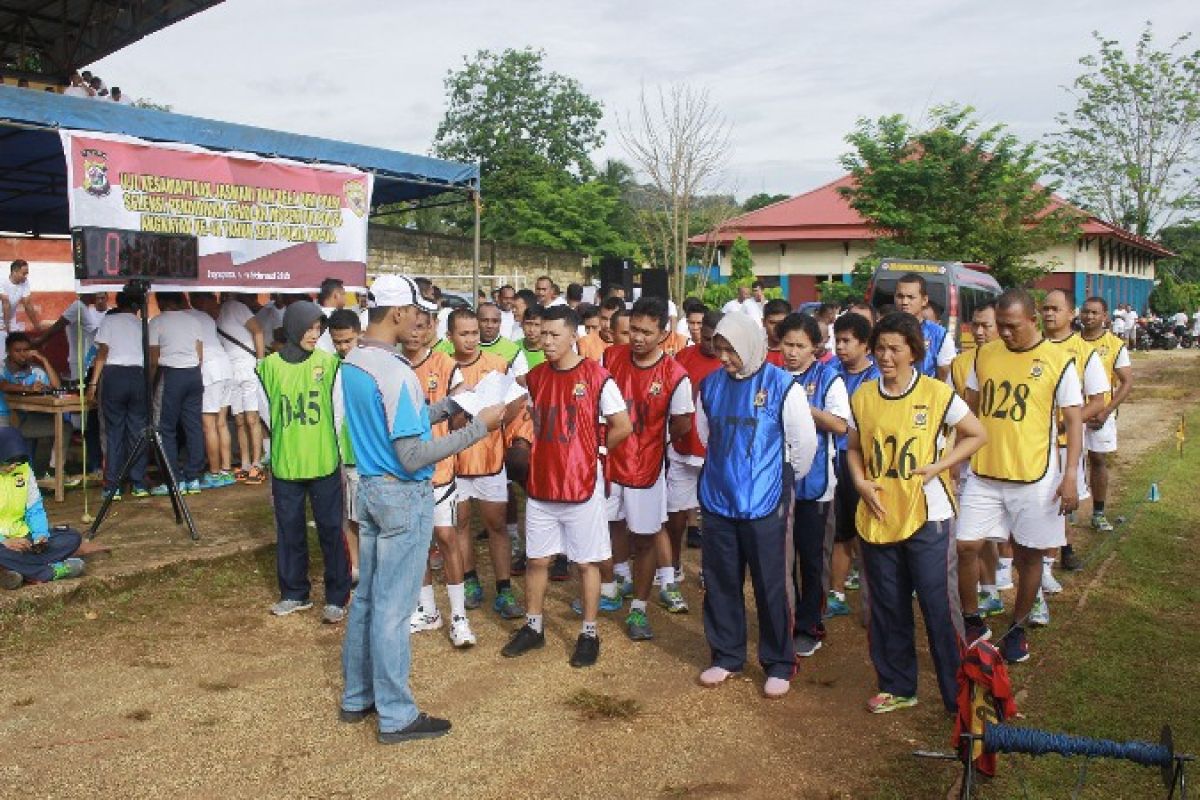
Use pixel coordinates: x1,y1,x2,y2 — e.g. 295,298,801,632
964,619,992,646
0,568,22,590
377,712,451,744
549,554,570,582
338,703,376,723
501,624,545,658
686,526,702,549
1061,549,1083,572
570,633,600,668
1000,625,1029,664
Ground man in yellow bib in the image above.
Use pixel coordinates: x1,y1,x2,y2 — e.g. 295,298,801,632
1079,297,1133,533
956,290,1083,664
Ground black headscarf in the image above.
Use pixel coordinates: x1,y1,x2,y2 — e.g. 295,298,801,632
280,301,325,364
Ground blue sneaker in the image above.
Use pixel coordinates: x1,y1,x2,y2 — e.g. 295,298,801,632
824,591,850,618
103,487,122,502
200,473,226,490
185,479,202,495
1000,625,1029,663
570,593,623,615
843,569,861,591
464,576,483,610
492,587,525,620
614,575,634,598
978,592,1005,618
149,484,170,497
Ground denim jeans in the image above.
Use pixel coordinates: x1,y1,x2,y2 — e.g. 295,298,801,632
341,476,433,732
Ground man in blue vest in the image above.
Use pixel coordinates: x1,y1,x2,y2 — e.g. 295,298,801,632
694,312,817,699
893,273,955,380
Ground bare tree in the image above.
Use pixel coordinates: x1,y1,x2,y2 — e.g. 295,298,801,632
619,84,733,300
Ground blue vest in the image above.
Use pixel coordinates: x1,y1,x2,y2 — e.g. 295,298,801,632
920,319,949,378
699,364,796,520
793,361,840,501
834,360,880,452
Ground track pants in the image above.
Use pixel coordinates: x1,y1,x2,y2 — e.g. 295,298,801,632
100,365,148,490
271,472,351,608
793,499,830,636
0,528,81,582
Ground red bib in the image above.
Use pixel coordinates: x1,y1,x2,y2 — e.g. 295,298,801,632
603,345,687,488
527,358,610,503
673,346,722,459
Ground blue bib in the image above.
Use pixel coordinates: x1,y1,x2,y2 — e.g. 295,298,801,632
793,361,840,501
919,319,949,378
835,361,880,451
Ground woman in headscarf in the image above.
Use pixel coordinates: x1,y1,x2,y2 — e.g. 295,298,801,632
692,311,818,699
0,427,85,589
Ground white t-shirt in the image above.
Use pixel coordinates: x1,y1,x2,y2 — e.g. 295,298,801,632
1172,311,1188,328
61,300,105,380
846,371,970,521
216,299,258,366
499,310,519,341
315,306,338,354
1081,351,1111,398
599,378,627,417
935,327,957,368
95,312,144,366
1192,311,1200,336
254,302,284,342
149,309,202,368
546,296,568,308
721,297,763,320
184,308,233,384
1111,316,1128,336
1,278,31,333
63,85,91,98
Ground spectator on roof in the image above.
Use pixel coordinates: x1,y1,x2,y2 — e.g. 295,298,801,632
64,72,90,98
110,87,132,105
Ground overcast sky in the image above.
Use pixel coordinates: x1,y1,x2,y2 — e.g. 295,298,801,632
91,0,1197,201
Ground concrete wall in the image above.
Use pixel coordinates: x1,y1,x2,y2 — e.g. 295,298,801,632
368,225,589,296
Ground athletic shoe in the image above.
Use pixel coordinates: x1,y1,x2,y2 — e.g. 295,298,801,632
652,571,663,588
686,526,702,548
271,599,313,616
463,576,483,609
409,605,443,633
1061,549,1084,572
1000,626,1030,663
659,584,689,613
1,568,23,590
219,471,237,487
569,633,600,667
843,569,861,591
501,624,545,658
378,713,451,744
200,473,227,490
995,564,1014,591
103,488,123,502
510,553,526,576
549,554,570,581
338,703,375,723
130,486,150,498
698,666,736,687
149,484,171,497
625,608,654,640
1092,513,1115,532
449,616,477,648
570,593,623,615
763,677,790,699
977,592,1005,618
964,619,992,645
867,692,919,714
428,545,443,572
185,479,202,495
492,588,525,620
1029,595,1051,627
793,632,822,658
1041,567,1063,595
322,604,346,625
824,591,850,618
614,574,634,598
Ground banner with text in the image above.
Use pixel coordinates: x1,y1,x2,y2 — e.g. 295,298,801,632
61,130,372,291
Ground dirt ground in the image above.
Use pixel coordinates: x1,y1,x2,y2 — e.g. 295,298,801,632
1,350,1197,799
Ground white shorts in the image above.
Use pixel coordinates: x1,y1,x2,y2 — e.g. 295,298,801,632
433,482,458,528
229,363,261,415
957,470,1066,550
1060,446,1089,501
342,466,360,524
606,470,668,535
666,460,701,514
526,472,611,563
202,378,233,414
457,469,508,504
1085,414,1117,453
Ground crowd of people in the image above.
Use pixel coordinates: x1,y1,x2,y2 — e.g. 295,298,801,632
1,69,134,104
0,260,1145,747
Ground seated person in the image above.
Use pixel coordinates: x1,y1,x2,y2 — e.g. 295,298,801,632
0,428,85,590
0,333,62,480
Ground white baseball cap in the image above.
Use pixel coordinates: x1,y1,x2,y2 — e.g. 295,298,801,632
370,275,437,312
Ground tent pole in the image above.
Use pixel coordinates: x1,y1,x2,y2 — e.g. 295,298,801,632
472,186,481,308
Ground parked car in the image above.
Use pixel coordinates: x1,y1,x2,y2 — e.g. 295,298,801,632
866,259,1003,350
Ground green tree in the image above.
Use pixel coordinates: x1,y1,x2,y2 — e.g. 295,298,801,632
1158,221,1200,283
432,47,605,238
839,104,1080,288
728,235,754,283
818,280,857,306
1046,25,1200,237
488,175,637,260
742,192,789,212
1149,271,1187,314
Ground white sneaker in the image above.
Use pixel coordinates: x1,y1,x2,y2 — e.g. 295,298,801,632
1041,567,1063,595
409,605,443,633
995,565,1014,591
1029,593,1051,627
449,616,477,648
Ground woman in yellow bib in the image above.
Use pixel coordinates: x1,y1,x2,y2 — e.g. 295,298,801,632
847,313,986,714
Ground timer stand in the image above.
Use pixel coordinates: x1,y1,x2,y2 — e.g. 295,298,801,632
87,279,199,541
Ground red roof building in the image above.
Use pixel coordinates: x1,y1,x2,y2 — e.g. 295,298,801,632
693,174,1170,311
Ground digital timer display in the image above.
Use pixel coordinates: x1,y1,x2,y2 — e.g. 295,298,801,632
72,227,199,281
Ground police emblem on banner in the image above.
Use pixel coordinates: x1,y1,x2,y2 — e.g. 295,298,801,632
648,380,663,397
574,382,587,397
82,149,111,197
344,179,368,218
754,389,767,408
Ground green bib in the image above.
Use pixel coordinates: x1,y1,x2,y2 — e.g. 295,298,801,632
517,340,546,368
435,335,521,367
257,350,341,480
0,464,33,539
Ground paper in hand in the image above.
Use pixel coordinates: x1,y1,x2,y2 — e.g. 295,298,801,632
453,371,527,418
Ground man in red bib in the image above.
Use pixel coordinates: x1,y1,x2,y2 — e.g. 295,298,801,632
603,297,695,641
501,305,632,668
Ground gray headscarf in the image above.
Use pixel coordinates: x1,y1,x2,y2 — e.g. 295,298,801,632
280,301,325,364
714,311,768,378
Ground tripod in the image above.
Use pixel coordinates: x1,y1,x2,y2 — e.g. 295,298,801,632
87,280,199,541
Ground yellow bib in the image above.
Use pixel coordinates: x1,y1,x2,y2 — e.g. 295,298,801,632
950,351,972,399
969,339,1074,483
852,374,954,544
1081,331,1125,406
1050,333,1095,447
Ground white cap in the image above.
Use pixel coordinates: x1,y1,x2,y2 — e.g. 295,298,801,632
371,275,437,312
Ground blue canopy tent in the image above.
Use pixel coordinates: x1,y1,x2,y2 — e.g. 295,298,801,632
0,83,483,292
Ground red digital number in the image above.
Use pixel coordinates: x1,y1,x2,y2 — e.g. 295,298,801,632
103,231,121,276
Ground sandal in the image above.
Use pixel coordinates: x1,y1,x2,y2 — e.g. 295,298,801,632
233,468,250,482
243,466,266,485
